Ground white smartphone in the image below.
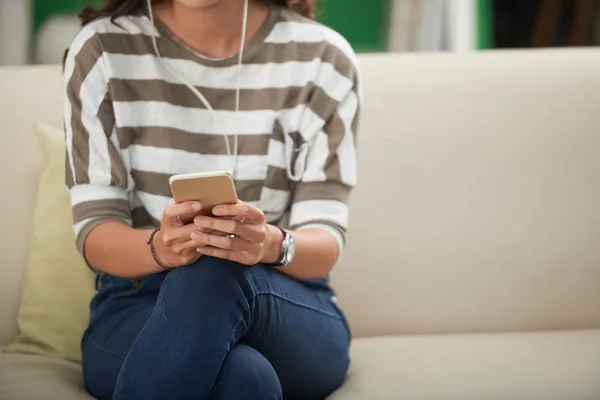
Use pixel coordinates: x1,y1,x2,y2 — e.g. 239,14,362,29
169,171,238,223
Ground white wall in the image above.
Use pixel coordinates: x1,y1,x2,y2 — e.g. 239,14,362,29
388,0,477,53
0,0,31,65
446,0,477,52
35,14,80,64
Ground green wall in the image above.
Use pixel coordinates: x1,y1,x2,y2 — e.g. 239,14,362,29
477,0,494,49
318,0,390,52
33,0,390,52
33,0,100,31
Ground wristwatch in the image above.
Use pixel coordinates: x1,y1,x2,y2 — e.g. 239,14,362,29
274,227,296,267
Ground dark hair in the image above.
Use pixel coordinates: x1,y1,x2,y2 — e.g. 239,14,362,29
78,0,315,27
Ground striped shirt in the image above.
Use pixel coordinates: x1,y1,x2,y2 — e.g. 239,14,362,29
64,4,360,255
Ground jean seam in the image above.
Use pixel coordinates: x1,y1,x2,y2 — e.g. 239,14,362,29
246,267,341,319
90,338,127,361
157,298,169,320
155,271,175,319
203,293,255,400
112,304,170,400
255,291,343,320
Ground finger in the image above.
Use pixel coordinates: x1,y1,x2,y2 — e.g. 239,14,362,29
164,202,202,225
193,215,255,238
172,239,207,253
228,223,265,243
196,246,257,266
212,202,264,222
194,216,265,243
190,230,259,253
160,224,198,245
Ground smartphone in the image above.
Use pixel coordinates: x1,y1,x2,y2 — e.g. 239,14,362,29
169,171,238,224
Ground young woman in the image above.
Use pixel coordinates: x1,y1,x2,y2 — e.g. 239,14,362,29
64,0,360,398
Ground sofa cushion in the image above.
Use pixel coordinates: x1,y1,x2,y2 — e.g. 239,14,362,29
2,330,599,400
329,330,600,400
0,352,93,400
4,124,95,362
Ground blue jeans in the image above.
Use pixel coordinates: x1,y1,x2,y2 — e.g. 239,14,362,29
81,256,351,400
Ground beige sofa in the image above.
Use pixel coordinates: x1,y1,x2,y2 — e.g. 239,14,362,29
1,49,600,399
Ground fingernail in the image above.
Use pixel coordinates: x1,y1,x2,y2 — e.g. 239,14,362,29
196,248,205,253
191,202,201,211
194,216,203,225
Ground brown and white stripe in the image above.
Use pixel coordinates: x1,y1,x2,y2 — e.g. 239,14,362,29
64,4,360,255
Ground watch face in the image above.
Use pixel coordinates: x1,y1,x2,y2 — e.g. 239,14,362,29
285,236,296,263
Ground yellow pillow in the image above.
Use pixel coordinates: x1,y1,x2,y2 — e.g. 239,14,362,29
5,124,95,363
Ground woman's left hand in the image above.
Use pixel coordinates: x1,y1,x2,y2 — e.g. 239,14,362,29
190,202,281,265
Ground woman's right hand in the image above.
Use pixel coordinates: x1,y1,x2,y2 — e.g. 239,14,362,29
153,201,204,268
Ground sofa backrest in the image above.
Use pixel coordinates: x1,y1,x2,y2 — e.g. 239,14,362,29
0,66,64,345
337,49,600,337
1,50,599,345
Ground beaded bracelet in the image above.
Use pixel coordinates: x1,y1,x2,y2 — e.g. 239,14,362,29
146,228,173,271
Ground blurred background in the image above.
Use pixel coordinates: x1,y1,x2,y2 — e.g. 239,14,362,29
1,0,600,65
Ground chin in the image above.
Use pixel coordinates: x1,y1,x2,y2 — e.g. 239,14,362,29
173,0,222,9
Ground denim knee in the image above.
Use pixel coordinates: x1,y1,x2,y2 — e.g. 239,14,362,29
167,256,248,285
210,344,282,400
156,257,252,320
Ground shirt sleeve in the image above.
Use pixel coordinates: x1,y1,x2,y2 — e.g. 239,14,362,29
64,28,132,254
289,55,361,254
